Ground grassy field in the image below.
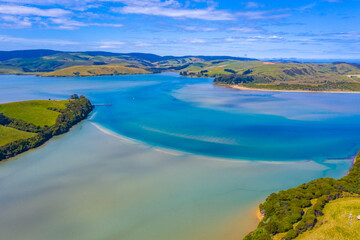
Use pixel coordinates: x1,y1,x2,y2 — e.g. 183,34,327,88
0,100,67,127
42,64,151,77
213,62,360,92
295,197,360,240
0,125,36,146
181,60,263,76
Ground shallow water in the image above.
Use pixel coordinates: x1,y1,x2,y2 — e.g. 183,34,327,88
0,73,359,239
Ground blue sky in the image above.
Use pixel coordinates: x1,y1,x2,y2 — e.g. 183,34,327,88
0,0,359,59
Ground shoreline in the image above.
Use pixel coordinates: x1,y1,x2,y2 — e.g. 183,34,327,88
217,83,360,94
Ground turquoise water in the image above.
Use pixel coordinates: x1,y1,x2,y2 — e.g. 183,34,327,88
0,73,359,239
2,73,360,162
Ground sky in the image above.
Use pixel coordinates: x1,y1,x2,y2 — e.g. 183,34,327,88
0,0,359,59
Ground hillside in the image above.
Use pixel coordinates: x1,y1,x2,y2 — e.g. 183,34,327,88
0,100,68,126
179,59,264,76
0,125,37,146
244,152,360,240
1,49,360,91
0,96,93,161
213,62,360,92
42,64,152,77
0,49,255,75
294,197,360,240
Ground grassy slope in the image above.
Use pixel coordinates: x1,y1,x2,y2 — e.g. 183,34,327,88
295,197,360,240
214,63,360,91
0,100,67,127
0,52,155,74
185,62,360,80
241,63,360,83
0,125,36,146
182,60,263,76
42,64,151,77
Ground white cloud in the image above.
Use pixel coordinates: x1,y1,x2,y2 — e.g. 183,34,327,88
46,18,123,30
113,6,235,21
0,34,78,45
92,23,123,27
245,2,260,8
178,25,217,31
0,4,70,17
0,3,125,30
237,11,290,20
179,38,206,43
134,41,152,47
224,35,283,42
97,40,125,49
227,27,261,33
51,18,85,28
0,15,32,28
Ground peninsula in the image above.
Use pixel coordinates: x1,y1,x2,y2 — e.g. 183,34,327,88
0,95,93,161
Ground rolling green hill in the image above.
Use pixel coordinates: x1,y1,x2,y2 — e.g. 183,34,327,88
0,100,68,127
213,62,360,92
294,197,360,240
179,60,264,76
0,125,37,146
0,97,93,161
1,49,360,91
42,64,152,77
0,50,255,75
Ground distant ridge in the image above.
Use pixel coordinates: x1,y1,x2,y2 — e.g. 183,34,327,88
262,58,360,64
0,49,257,62
0,49,61,61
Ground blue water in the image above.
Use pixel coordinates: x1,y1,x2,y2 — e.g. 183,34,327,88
0,73,360,240
2,73,360,162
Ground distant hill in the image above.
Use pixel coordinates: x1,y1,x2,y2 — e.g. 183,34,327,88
212,62,360,92
0,49,61,61
0,49,257,75
1,49,360,91
43,64,152,77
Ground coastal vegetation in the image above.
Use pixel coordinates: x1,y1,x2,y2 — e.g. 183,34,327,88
0,97,93,161
244,153,360,240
